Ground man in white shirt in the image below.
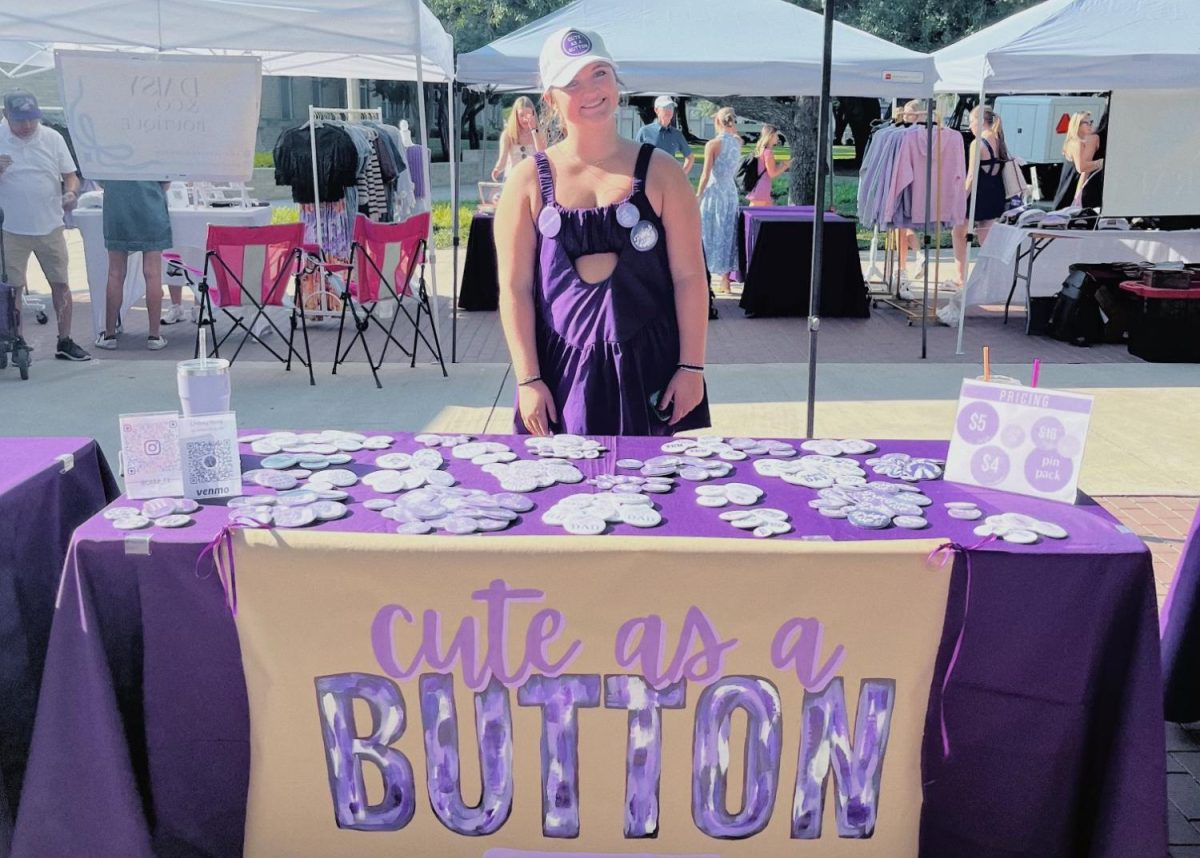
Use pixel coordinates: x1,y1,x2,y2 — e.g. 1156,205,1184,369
0,90,89,361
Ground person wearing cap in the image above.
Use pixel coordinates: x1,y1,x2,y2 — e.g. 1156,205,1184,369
0,90,90,361
494,27,710,437
636,96,694,175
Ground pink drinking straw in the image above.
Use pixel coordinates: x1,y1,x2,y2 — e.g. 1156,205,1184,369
1031,358,1041,388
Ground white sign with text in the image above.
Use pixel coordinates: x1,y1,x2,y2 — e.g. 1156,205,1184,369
944,379,1094,504
54,51,261,181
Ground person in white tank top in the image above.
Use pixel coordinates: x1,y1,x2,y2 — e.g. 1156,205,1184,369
492,96,546,182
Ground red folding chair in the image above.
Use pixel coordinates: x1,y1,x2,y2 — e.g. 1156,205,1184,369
332,213,447,387
194,223,314,385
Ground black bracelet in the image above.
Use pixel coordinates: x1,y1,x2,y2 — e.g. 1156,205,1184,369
518,374,542,386
677,363,704,373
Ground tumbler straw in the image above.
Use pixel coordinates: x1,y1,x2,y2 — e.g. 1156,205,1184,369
1031,358,1041,388
983,346,991,381
199,326,209,370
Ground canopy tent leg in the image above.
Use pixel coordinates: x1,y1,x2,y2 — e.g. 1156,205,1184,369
413,0,444,360
806,0,835,438
920,97,934,359
956,71,987,356
450,79,460,363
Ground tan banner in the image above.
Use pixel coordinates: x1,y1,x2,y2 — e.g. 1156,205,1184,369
233,531,951,857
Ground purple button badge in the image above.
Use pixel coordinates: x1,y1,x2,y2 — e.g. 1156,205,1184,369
561,30,593,57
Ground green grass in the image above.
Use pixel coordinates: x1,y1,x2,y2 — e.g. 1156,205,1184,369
431,201,477,249
254,152,274,169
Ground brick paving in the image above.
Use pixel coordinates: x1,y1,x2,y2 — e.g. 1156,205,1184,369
1098,495,1200,856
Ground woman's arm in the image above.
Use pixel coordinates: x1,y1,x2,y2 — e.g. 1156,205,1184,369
492,135,512,181
495,157,557,434
964,140,979,192
764,149,789,179
652,150,709,425
1073,135,1105,174
695,139,718,197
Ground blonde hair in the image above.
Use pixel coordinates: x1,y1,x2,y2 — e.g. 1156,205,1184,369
971,104,1009,161
1062,111,1091,158
712,107,737,130
755,124,779,157
502,96,537,146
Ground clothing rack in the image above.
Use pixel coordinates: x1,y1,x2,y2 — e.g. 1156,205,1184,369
308,106,383,252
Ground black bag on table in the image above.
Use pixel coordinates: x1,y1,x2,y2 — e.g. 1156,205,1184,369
1048,263,1140,346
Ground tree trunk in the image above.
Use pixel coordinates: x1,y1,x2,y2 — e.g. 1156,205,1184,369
788,96,820,206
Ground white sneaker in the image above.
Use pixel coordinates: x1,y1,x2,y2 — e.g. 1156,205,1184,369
147,335,168,351
161,304,187,325
94,333,118,350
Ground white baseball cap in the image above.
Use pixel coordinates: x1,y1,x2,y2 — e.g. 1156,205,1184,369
539,27,617,90
654,95,677,110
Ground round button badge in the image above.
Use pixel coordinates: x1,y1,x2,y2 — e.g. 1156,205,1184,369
537,206,562,239
616,201,641,229
630,220,659,252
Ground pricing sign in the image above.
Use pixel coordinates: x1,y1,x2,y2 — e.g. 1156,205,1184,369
944,380,1094,504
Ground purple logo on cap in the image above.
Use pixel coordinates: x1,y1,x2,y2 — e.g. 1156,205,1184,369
561,30,593,57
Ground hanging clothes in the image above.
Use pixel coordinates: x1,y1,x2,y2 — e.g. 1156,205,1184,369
857,124,908,229
885,126,967,228
273,125,358,204
299,200,352,259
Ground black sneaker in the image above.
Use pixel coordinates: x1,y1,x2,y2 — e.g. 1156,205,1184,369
55,337,92,361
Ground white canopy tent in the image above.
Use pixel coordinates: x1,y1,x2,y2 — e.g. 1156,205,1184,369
984,0,1200,92
931,0,1072,94
933,0,1200,94
458,0,935,97
0,0,455,359
1,44,454,83
933,0,1200,352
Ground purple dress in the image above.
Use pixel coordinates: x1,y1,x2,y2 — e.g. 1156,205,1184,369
515,144,711,436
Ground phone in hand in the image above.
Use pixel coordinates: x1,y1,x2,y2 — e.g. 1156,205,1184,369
648,390,672,423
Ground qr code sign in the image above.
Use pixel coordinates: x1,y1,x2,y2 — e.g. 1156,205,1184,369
183,438,237,487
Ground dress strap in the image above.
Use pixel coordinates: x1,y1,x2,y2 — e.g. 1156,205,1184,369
534,151,555,206
632,143,655,196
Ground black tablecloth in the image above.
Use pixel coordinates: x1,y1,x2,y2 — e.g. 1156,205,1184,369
737,211,869,318
459,212,499,311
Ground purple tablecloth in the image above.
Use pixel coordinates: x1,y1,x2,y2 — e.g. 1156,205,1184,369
1162,504,1200,721
0,437,117,855
13,434,1164,857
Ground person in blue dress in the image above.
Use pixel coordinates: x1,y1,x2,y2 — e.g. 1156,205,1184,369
493,27,710,437
696,107,742,295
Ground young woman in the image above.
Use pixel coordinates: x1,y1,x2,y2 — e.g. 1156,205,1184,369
493,27,710,436
491,96,545,182
952,105,1009,285
1063,111,1105,207
745,124,789,207
94,180,174,350
696,107,742,294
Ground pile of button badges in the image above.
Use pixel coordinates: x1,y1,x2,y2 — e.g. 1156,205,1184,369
413,433,474,448
483,458,585,493
694,483,763,508
227,490,349,528
240,430,394,455
753,455,868,489
974,512,1068,545
366,487,535,535
800,438,878,456
588,473,676,495
865,452,944,482
524,435,607,460
809,483,934,530
944,501,984,521
620,454,733,482
105,497,200,530
718,509,793,538
541,493,664,534
363,448,456,493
